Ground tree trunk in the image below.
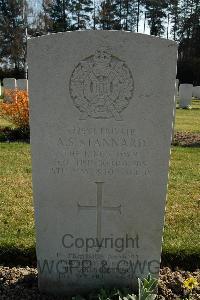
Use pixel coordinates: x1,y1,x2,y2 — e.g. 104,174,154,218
136,0,140,32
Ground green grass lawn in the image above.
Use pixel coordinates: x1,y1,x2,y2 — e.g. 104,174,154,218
163,147,200,257
0,142,199,266
0,143,34,252
175,100,200,132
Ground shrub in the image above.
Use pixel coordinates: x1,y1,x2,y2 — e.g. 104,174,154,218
0,88,29,134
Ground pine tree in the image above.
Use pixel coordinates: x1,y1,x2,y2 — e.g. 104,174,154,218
123,0,141,31
43,0,71,32
136,0,142,32
177,0,200,83
97,0,118,30
70,0,94,30
144,0,168,36
168,0,181,40
0,0,28,73
97,0,138,31
93,0,98,29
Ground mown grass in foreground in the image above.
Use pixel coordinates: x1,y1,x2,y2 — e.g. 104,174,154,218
0,143,199,267
0,143,34,253
0,117,14,128
175,99,200,132
163,146,200,259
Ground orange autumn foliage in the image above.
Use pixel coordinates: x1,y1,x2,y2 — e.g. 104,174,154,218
0,88,29,131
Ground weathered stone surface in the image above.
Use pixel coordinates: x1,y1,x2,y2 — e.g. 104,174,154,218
28,31,177,295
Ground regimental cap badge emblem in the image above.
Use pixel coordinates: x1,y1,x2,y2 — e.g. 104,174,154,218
69,47,134,121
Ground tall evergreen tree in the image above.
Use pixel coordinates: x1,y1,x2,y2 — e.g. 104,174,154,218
43,0,71,32
144,0,168,36
70,0,94,30
121,0,138,31
93,0,98,29
0,0,28,73
177,0,200,83
168,0,181,40
97,0,140,31
136,0,143,32
179,0,194,39
97,0,118,29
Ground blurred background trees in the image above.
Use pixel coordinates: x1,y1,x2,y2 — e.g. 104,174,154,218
0,0,199,83
0,0,28,77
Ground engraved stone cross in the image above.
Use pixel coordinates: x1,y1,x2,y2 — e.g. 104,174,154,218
77,182,121,240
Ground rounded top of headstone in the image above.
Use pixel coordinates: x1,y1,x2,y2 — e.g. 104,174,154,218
27,30,177,48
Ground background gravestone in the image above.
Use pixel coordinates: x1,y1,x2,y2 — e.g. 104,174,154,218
193,86,200,99
3,78,16,102
179,84,193,108
3,78,16,89
17,79,28,91
28,31,177,295
196,86,200,99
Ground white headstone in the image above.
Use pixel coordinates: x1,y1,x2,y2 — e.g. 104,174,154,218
3,78,16,89
0,82,2,97
28,31,177,296
3,78,16,102
193,86,200,99
17,79,28,91
196,86,200,99
179,84,193,108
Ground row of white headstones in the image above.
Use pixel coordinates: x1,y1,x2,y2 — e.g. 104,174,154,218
0,78,28,96
0,78,200,108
